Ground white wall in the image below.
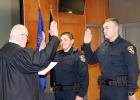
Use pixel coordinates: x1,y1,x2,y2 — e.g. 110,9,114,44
0,0,20,47
109,0,140,62
109,0,140,23
121,22,140,63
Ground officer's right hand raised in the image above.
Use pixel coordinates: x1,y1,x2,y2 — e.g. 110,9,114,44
84,28,92,43
49,21,58,37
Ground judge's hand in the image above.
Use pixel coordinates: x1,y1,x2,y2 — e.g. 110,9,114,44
39,32,46,51
75,96,83,100
84,28,92,43
128,95,136,100
49,21,58,37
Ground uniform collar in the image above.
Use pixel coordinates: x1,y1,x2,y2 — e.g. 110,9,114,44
64,47,73,54
60,47,73,55
109,35,122,45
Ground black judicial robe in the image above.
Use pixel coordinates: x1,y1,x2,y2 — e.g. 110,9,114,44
0,36,59,100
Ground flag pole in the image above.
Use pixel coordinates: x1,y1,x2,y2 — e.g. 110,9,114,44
36,0,46,90
49,4,53,41
49,3,55,89
56,0,59,33
84,0,87,30
37,0,41,9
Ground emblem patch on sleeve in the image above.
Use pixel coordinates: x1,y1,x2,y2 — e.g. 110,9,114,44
127,46,135,54
80,55,86,62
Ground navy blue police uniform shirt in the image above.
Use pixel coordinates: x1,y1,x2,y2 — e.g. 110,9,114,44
53,47,89,97
83,36,139,92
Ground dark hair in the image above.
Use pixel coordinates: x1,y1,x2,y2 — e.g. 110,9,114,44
105,18,119,26
61,32,74,40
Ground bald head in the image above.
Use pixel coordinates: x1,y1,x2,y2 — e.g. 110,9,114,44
9,24,28,48
10,24,28,36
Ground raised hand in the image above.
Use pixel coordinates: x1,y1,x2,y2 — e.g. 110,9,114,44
84,28,92,43
75,96,83,100
39,31,46,51
128,95,136,100
49,21,58,37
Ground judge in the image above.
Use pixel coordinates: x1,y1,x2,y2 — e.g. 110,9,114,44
0,21,59,100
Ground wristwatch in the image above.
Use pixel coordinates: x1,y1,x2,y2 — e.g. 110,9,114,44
128,92,134,96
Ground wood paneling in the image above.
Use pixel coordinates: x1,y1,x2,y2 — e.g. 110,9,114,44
135,66,140,100
85,0,109,99
87,29,102,100
86,0,109,24
58,13,86,49
24,0,57,48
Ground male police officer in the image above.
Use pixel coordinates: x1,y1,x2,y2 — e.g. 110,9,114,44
52,32,89,100
83,18,139,100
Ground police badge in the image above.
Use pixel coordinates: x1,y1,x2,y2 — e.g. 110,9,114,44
127,46,135,54
80,55,86,62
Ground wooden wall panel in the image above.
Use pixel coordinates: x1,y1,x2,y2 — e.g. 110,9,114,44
87,28,102,100
25,22,37,48
24,0,58,48
85,0,109,100
86,0,109,24
135,72,140,100
58,13,86,49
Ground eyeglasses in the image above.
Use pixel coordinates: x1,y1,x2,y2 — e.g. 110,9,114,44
21,33,28,37
20,33,29,42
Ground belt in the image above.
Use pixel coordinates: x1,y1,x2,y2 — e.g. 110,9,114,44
98,76,128,87
104,79,127,86
54,84,80,92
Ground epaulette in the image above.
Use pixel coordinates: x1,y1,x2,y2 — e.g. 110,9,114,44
73,48,86,62
73,48,78,53
125,40,137,54
57,50,63,53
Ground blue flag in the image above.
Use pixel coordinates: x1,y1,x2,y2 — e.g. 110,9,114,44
37,9,44,50
37,9,46,90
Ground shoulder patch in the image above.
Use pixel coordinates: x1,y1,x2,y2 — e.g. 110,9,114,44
73,48,78,53
80,55,86,62
127,46,135,54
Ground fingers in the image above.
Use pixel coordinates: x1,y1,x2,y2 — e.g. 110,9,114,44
128,95,136,100
84,28,92,43
75,96,83,100
39,32,46,51
49,21,58,37
42,31,46,41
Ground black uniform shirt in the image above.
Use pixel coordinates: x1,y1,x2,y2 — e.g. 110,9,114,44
83,36,139,92
53,47,89,97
